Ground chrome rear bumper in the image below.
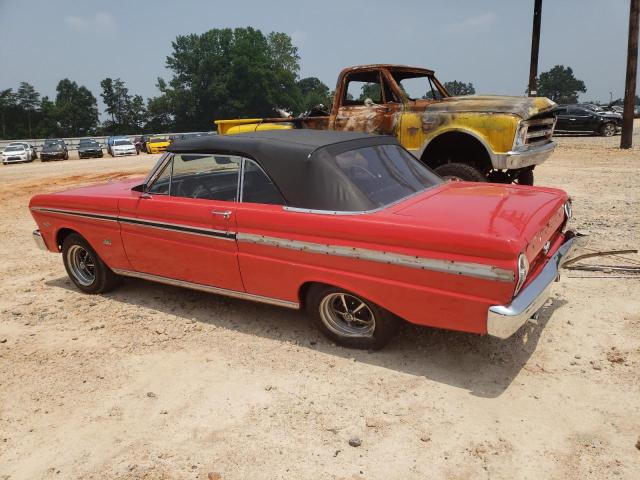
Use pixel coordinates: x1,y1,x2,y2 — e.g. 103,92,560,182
32,229,48,251
487,232,578,339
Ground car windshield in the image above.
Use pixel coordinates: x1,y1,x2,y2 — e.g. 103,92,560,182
5,146,24,152
79,139,96,145
334,144,442,209
149,137,166,143
114,139,131,146
45,140,62,147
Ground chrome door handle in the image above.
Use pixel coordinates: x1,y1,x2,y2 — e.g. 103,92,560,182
211,210,232,219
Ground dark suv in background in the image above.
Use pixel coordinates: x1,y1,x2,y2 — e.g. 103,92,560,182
40,139,69,161
77,138,103,158
552,105,622,136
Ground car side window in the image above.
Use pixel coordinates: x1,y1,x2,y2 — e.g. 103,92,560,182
170,154,241,201
241,159,286,205
146,154,242,200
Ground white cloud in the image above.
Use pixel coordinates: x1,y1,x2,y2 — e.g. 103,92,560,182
443,13,497,34
65,12,115,33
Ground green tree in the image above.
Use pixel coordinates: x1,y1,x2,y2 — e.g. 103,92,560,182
297,77,332,111
16,82,40,138
537,65,586,104
443,80,475,96
146,89,174,132
0,89,16,138
100,77,146,133
358,83,382,102
158,27,303,131
55,79,99,136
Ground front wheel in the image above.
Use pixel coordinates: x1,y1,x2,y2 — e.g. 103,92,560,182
434,163,486,182
62,233,119,294
306,285,401,350
600,123,616,137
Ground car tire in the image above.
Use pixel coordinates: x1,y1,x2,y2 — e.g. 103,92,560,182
516,169,534,185
62,233,120,294
306,284,401,350
434,163,487,182
600,123,616,137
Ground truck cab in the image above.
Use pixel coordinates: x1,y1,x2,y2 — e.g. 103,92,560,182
216,64,558,184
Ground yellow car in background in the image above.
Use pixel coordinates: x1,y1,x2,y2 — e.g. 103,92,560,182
146,136,171,154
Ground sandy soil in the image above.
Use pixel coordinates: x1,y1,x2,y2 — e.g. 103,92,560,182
0,130,639,480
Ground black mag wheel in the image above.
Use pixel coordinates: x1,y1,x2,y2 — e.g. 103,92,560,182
62,233,119,294
307,285,401,350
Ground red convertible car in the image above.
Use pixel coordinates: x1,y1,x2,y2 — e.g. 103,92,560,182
30,130,577,349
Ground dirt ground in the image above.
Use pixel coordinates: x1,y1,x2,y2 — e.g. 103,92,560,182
1,130,639,480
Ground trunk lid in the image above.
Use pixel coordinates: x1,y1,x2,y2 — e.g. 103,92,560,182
391,182,567,261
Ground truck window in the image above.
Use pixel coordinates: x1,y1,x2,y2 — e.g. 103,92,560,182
343,71,383,105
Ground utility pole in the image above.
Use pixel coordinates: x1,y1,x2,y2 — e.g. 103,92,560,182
528,0,543,97
621,0,639,149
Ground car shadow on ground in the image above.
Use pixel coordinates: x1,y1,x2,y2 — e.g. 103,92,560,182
47,276,567,399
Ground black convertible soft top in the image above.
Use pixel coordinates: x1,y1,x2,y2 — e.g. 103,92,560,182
167,130,402,211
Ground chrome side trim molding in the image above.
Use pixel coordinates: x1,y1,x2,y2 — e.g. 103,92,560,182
111,268,300,309
237,232,515,282
31,207,118,222
31,207,235,241
117,216,235,241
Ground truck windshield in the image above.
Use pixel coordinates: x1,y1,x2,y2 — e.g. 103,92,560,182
334,144,442,209
394,73,447,101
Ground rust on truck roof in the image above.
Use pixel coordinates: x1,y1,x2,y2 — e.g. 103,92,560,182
338,64,435,76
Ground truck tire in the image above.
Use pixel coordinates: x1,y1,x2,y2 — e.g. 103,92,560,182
516,169,534,185
306,284,401,350
435,163,486,182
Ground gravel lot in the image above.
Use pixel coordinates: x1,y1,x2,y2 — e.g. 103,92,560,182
1,130,639,479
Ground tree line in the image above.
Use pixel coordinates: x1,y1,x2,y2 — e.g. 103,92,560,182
2,26,627,141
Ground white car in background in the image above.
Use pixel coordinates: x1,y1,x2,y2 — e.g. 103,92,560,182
2,144,33,164
7,142,38,160
111,138,138,157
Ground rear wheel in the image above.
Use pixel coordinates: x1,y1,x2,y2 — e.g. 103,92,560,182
62,233,119,294
306,285,401,350
600,123,615,137
435,163,486,182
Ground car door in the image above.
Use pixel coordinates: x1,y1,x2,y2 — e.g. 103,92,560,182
567,107,592,132
553,107,570,131
118,152,244,291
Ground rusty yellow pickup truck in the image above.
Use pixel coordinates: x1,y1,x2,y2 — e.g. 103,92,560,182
216,64,557,184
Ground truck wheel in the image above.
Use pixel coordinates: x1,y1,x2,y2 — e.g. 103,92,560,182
516,169,534,185
435,163,486,182
600,123,615,137
306,285,401,350
62,233,119,294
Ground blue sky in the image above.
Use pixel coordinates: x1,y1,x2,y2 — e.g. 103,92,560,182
0,0,635,114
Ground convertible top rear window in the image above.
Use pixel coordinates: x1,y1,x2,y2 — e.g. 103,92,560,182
334,144,442,209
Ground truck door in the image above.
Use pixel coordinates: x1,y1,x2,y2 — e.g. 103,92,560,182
333,70,400,136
